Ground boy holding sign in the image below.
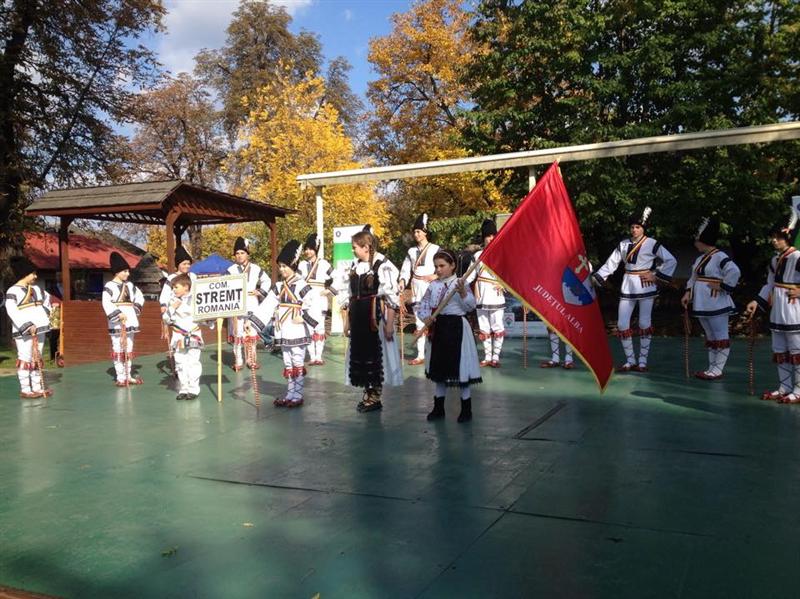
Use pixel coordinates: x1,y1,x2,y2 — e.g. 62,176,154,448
163,273,207,400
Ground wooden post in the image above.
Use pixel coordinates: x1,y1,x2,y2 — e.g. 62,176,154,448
59,217,73,301
217,317,223,402
165,209,178,272
268,220,278,281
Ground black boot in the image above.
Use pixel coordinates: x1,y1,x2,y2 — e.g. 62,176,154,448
457,398,472,423
427,396,445,421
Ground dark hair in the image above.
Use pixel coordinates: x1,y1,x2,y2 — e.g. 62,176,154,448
172,273,192,288
433,249,456,265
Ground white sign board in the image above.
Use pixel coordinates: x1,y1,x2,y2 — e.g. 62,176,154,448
192,274,248,321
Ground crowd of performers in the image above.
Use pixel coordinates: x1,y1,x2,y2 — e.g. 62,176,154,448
6,200,800,409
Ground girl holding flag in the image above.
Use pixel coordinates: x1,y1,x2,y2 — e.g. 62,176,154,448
416,249,482,423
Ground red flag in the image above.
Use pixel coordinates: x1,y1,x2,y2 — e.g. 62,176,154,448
480,162,613,390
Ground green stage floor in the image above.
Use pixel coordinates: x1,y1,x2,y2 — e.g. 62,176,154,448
1,336,798,598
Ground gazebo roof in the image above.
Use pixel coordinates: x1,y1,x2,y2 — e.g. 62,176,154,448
26,179,292,225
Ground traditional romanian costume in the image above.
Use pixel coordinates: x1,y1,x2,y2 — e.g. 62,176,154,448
102,252,145,386
5,256,52,398
162,291,206,399
593,207,677,372
249,240,316,407
752,202,800,402
418,269,481,422
399,213,440,364
338,232,403,412
227,236,270,370
685,217,740,379
297,233,333,365
467,218,505,367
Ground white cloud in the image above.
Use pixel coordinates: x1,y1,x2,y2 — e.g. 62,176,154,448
343,8,353,21
158,0,314,76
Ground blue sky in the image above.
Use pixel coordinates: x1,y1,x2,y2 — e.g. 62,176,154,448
156,0,414,99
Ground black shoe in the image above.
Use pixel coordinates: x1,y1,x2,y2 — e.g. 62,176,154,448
427,396,446,421
457,398,472,423
186,393,198,400
176,393,187,401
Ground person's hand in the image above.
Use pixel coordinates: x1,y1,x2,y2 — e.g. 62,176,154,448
384,321,394,341
170,298,181,309
119,313,127,324
788,288,800,300
456,278,467,297
745,300,758,319
27,325,36,336
680,292,690,309
638,271,656,286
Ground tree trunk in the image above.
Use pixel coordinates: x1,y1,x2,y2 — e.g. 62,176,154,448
188,224,203,259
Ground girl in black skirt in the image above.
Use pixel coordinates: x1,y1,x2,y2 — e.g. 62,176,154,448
416,249,482,422
339,229,403,412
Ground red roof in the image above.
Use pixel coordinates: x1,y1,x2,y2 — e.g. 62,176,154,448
24,231,143,271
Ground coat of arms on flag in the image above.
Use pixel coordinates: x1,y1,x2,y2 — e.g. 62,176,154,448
562,253,595,306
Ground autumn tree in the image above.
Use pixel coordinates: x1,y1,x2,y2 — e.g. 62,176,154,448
195,0,361,142
127,73,228,257
230,67,386,267
0,0,164,261
366,0,510,240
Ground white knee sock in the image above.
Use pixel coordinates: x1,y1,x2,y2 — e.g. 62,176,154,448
564,344,573,364
17,366,31,393
481,334,492,362
416,334,426,360
549,332,560,362
778,362,793,393
638,334,652,366
435,382,447,397
492,334,503,362
460,385,471,400
620,335,635,365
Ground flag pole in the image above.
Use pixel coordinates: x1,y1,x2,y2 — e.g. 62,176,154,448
418,259,481,334
522,307,528,369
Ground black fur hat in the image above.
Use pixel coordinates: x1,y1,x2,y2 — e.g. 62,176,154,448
233,236,249,254
694,217,720,246
10,256,36,281
175,245,193,267
480,218,497,240
110,251,131,274
304,232,320,252
277,240,303,269
628,206,652,228
413,213,430,233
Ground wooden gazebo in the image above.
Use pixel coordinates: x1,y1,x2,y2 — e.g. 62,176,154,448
26,180,292,365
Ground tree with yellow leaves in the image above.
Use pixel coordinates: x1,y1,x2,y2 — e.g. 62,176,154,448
366,0,510,238
229,66,386,266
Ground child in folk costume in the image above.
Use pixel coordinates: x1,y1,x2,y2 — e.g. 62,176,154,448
541,330,574,369
681,217,741,380
466,218,506,367
593,207,677,372
417,250,482,423
339,227,403,412
298,232,333,365
398,213,440,365
5,257,52,398
103,252,145,387
247,240,316,407
158,245,196,312
227,236,270,371
159,245,196,375
162,273,208,400
745,202,800,403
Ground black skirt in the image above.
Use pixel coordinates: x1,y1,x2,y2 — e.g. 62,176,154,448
426,314,481,388
348,296,383,388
